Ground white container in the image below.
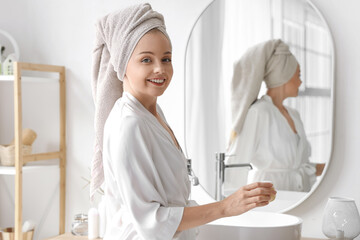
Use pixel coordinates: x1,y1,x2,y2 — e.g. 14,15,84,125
322,197,360,240
98,196,106,238
88,208,99,239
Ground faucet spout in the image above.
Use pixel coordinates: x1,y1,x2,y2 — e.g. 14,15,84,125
215,152,252,201
225,163,253,170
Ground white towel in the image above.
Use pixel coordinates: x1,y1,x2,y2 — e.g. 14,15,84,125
230,39,298,137
91,3,170,200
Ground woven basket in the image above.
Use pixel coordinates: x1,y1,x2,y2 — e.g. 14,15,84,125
0,228,34,240
0,145,32,166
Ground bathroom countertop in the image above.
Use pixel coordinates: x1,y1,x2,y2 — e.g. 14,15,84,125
302,238,324,240
302,238,326,240
45,233,325,240
44,233,102,239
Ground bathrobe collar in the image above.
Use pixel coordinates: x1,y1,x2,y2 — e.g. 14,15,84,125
262,95,300,138
122,91,181,152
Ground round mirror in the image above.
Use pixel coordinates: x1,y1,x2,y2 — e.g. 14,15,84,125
184,0,334,212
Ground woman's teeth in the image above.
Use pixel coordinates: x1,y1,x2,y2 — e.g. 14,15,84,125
148,79,165,83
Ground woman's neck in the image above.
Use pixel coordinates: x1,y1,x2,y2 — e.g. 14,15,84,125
123,80,158,116
266,88,297,134
266,88,286,111
125,91,157,116
141,98,157,116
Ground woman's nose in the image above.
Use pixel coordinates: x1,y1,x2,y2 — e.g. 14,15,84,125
154,61,164,73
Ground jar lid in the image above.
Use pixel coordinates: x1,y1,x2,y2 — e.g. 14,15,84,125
74,213,88,221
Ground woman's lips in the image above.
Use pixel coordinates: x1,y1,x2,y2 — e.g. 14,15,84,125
147,78,165,86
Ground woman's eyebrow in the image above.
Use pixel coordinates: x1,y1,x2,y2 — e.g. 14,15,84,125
138,51,172,55
138,51,154,55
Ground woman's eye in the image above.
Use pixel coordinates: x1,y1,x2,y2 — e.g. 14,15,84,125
162,58,172,63
141,58,151,63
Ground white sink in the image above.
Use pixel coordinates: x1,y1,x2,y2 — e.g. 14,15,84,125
191,185,303,240
197,211,302,240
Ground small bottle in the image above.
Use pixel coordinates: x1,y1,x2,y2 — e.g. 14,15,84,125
98,196,106,238
88,208,99,239
71,214,88,236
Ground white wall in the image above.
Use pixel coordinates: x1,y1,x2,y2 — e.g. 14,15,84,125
287,0,360,239
0,0,359,239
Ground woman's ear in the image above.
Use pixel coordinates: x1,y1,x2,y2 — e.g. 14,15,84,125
123,75,128,82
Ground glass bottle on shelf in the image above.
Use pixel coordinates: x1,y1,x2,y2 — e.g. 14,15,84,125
71,213,88,236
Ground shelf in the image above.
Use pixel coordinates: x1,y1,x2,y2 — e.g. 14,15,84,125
0,163,59,175
1,62,66,240
0,75,59,83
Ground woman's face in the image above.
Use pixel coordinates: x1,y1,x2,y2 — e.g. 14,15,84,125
284,65,302,97
124,29,173,101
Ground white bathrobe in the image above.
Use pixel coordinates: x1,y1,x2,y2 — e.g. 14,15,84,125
227,95,316,192
102,92,197,240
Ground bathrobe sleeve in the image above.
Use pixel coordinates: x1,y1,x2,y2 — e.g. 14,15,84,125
105,115,184,239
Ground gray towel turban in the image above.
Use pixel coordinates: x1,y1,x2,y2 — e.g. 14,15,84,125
91,3,170,200
231,39,298,136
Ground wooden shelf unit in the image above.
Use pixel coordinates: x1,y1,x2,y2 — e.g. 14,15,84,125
0,62,66,240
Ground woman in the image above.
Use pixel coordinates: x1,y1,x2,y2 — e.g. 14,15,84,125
91,3,276,240
227,39,325,192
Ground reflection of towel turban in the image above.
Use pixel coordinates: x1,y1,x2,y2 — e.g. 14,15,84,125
90,3,170,200
230,39,298,136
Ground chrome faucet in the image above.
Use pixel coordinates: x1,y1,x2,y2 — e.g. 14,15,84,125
215,152,253,201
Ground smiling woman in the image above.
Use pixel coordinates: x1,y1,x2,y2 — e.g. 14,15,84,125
91,3,276,240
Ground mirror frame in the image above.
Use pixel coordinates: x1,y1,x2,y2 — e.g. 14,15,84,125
183,0,336,212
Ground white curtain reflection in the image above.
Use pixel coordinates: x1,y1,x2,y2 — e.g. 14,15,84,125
185,0,226,195
185,0,272,196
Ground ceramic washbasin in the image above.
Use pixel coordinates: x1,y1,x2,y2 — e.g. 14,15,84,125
197,211,302,240
191,185,303,240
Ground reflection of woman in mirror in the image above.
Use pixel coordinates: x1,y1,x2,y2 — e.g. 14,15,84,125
227,39,325,192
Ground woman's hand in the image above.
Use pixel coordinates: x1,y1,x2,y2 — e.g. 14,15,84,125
178,182,276,232
220,182,276,217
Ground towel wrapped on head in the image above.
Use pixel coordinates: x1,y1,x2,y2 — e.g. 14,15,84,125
91,3,170,200
230,39,298,145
